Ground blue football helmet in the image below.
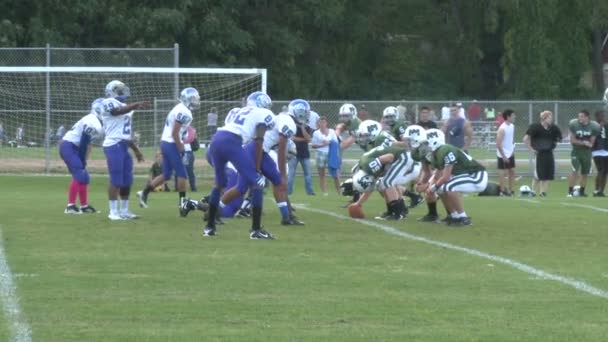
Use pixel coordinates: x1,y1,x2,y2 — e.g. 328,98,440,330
180,87,201,110
288,99,311,122
246,91,272,109
105,80,130,102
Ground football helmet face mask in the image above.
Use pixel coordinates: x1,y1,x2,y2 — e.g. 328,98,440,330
382,106,398,126
180,87,201,110
340,179,356,197
288,99,311,123
356,120,381,145
105,80,131,102
425,128,445,151
246,91,272,109
339,103,357,123
352,169,375,193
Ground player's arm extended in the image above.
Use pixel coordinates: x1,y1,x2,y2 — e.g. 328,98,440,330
354,190,373,207
128,140,144,162
111,101,148,116
277,135,288,178
172,121,184,152
254,124,267,171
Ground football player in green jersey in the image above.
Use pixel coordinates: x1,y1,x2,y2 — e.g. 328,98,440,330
422,129,488,226
335,103,362,151
356,120,397,151
349,145,420,220
567,110,601,197
382,106,408,142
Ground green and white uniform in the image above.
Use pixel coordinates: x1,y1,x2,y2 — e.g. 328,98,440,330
342,117,362,138
359,146,420,190
388,121,408,141
569,119,601,174
432,144,488,193
359,131,397,151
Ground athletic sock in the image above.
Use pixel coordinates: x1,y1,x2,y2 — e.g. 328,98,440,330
120,200,129,213
450,212,459,219
458,211,468,218
385,202,392,214
398,198,408,215
179,191,186,205
68,180,78,205
388,200,400,216
277,202,289,219
206,188,221,228
78,183,88,207
428,202,438,216
109,200,118,214
251,188,264,230
143,182,154,196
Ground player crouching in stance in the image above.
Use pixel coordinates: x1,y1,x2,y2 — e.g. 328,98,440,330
419,129,488,226
204,91,276,239
137,87,200,214
101,80,148,220
348,145,416,220
59,99,105,214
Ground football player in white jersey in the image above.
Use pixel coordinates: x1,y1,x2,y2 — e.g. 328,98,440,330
137,88,199,214
59,98,105,214
204,91,275,239
219,100,303,225
101,80,148,220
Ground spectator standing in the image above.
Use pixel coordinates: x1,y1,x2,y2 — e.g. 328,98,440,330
467,100,482,121
441,104,473,152
456,102,466,119
416,106,438,130
16,123,24,146
288,117,315,195
440,105,451,121
523,111,563,196
496,109,516,196
308,110,320,130
206,107,218,142
150,151,170,192
592,110,608,196
567,110,600,197
358,104,369,121
311,116,339,195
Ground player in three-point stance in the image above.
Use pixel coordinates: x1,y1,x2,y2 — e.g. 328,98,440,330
137,87,200,215
59,98,105,214
204,91,276,239
100,80,148,220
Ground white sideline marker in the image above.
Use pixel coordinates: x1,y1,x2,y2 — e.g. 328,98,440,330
560,202,608,213
295,205,608,300
0,226,32,342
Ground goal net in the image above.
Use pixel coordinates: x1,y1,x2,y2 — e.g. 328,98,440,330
0,66,266,174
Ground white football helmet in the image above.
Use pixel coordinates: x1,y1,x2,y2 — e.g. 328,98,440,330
356,120,382,144
339,103,357,123
288,99,311,122
91,98,105,121
519,185,535,197
180,87,200,110
105,80,130,102
426,128,445,151
403,125,427,149
246,91,272,109
352,169,375,193
382,106,399,126
572,185,581,197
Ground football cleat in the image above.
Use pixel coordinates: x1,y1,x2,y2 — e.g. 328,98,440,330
179,198,198,217
64,205,81,214
136,191,148,208
374,211,392,220
593,191,605,197
385,213,405,221
202,227,217,237
235,208,251,218
79,205,98,214
417,214,439,223
108,212,125,221
449,217,472,227
281,215,304,226
120,211,140,220
409,194,424,208
250,229,275,240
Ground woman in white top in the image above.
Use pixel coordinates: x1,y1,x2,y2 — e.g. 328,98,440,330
311,116,338,195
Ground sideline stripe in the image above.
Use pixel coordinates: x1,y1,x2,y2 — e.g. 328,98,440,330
560,202,608,213
0,226,32,342
295,204,608,300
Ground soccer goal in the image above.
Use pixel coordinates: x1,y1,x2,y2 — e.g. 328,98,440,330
0,66,266,174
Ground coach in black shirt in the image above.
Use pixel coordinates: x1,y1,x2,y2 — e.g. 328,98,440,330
416,106,438,130
287,118,315,195
523,110,563,196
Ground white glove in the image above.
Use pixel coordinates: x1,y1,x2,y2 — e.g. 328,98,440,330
255,173,266,187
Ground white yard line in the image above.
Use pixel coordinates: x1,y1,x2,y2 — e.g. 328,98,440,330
294,204,608,300
560,202,608,213
515,198,542,204
0,226,32,342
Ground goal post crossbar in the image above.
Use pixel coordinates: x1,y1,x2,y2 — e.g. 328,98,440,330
0,66,267,76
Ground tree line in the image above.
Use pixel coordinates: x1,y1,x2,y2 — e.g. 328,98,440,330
0,0,607,100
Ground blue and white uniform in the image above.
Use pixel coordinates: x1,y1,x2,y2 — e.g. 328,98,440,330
101,98,134,188
59,112,103,184
160,102,193,180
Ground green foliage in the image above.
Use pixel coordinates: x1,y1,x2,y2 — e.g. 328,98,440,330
0,0,607,99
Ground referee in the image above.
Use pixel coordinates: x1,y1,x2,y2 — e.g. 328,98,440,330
523,110,563,197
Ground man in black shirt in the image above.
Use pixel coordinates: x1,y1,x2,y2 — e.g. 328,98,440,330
523,110,563,196
287,116,315,195
416,106,438,130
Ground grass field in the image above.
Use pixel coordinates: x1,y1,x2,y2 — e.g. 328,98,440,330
0,175,607,341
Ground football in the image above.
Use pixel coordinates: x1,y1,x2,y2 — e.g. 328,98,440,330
348,203,365,219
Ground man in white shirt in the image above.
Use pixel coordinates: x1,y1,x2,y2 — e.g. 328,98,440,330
496,109,516,196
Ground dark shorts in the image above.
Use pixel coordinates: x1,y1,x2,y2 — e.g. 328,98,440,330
535,151,554,181
571,150,592,175
593,155,608,175
497,155,515,170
